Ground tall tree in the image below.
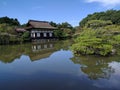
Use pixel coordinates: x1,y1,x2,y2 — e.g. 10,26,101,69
0,16,20,26
80,10,120,27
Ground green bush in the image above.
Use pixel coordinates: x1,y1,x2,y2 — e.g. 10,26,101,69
71,29,114,56
85,20,112,29
21,31,30,41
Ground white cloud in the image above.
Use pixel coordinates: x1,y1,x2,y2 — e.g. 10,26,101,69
86,0,120,7
93,62,120,89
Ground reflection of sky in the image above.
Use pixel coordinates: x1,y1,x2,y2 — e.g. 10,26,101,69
93,62,120,89
0,50,83,76
0,50,120,90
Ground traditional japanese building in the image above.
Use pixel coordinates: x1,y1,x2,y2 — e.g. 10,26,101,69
15,28,26,33
26,20,56,40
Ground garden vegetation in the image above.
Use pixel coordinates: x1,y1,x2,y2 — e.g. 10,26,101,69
71,10,120,56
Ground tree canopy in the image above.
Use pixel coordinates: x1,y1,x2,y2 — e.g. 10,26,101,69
0,16,20,26
80,10,120,27
50,21,74,39
72,10,120,56
85,20,112,29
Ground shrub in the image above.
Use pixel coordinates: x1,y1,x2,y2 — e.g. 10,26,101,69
71,29,113,56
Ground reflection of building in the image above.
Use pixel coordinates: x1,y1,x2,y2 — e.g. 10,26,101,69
32,43,54,52
0,40,72,63
0,41,57,63
29,41,57,61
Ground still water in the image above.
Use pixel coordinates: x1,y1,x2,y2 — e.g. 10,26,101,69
0,40,120,90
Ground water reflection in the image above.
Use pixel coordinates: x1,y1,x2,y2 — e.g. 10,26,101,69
71,55,120,80
0,40,120,90
92,61,120,89
0,40,72,63
32,43,54,52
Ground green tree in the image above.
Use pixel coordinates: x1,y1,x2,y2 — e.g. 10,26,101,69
51,21,74,39
85,20,112,29
0,24,16,34
58,22,73,29
71,29,113,56
80,10,120,27
0,16,20,26
54,29,65,39
21,31,30,41
49,21,57,27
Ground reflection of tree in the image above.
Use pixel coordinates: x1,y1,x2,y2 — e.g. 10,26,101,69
0,44,32,63
0,40,73,63
71,55,120,80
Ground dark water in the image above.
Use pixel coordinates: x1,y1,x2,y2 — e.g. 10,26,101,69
0,40,120,90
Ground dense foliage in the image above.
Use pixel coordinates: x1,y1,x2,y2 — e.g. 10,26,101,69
72,10,120,56
0,17,29,44
0,16,75,44
80,10,120,27
21,31,30,41
0,16,20,26
0,23,17,34
71,20,120,56
85,20,112,29
50,21,75,39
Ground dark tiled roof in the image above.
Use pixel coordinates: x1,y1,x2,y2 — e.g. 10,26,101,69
27,20,56,29
15,28,26,32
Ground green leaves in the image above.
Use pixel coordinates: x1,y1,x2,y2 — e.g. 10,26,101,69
80,10,120,27
71,28,116,56
0,23,16,34
85,20,112,29
0,16,20,26
21,31,30,41
52,22,74,39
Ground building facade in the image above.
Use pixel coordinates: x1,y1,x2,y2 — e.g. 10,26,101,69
26,20,56,40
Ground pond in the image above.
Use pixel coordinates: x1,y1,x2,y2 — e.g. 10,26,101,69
0,40,120,90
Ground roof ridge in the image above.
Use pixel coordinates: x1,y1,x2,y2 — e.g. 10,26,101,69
29,20,48,23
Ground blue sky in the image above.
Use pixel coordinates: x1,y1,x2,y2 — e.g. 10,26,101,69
0,0,120,26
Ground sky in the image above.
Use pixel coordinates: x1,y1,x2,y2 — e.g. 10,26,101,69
0,0,120,26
